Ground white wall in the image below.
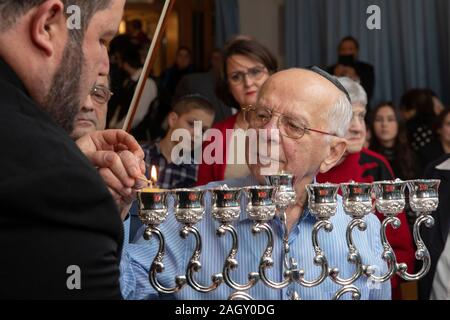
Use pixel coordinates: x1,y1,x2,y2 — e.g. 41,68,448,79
238,0,285,67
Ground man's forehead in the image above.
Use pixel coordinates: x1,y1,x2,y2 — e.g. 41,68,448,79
258,94,317,122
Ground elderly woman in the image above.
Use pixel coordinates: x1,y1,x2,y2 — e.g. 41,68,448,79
197,39,278,185
317,77,415,300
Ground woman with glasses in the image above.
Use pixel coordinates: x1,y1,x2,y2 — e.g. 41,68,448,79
197,39,278,186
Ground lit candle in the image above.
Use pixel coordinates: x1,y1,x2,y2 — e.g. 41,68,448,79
151,165,158,187
142,165,160,192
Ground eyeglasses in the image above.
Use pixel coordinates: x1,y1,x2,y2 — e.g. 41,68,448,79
90,85,113,105
227,66,267,85
242,105,338,140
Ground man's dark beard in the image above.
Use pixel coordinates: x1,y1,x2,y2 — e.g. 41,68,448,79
42,38,84,134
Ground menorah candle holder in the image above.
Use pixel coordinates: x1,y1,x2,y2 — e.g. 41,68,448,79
211,187,260,292
137,190,187,294
366,180,407,282
245,185,294,291
297,183,338,287
265,173,297,271
329,182,373,286
172,188,223,293
395,179,440,281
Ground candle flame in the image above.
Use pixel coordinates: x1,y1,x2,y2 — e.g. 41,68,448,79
151,165,158,183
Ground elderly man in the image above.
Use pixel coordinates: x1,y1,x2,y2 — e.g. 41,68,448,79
120,68,391,300
0,0,145,299
71,76,111,140
316,77,415,300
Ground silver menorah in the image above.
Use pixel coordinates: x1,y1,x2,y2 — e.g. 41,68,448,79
136,177,440,300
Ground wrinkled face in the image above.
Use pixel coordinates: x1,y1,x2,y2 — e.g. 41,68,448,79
71,76,109,140
345,103,367,154
170,109,214,151
373,105,398,146
439,113,450,144
247,75,336,183
339,40,358,58
227,54,270,107
176,49,191,70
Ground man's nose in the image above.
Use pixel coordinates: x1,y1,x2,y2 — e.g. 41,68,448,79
83,95,95,111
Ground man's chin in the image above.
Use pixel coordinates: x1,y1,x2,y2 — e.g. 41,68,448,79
70,126,94,140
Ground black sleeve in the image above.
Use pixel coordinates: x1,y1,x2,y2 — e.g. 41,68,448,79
0,164,124,300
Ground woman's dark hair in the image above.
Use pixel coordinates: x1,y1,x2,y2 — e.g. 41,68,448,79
399,88,436,120
217,39,278,110
369,102,419,180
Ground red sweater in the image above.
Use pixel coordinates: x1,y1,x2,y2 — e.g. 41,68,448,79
317,148,415,300
197,114,238,186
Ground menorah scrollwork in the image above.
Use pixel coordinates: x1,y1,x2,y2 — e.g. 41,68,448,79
136,177,440,300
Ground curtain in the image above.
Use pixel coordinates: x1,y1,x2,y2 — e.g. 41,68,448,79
214,0,240,48
285,0,450,107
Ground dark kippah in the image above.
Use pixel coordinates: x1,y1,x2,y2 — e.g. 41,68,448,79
307,66,352,103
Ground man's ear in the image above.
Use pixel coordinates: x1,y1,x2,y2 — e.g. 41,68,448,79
167,112,179,130
30,0,66,57
319,137,348,173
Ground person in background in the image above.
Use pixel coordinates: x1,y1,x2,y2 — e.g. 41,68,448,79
160,46,195,102
128,19,150,50
175,48,233,124
418,153,450,300
368,102,420,180
143,94,215,189
327,36,375,102
400,89,440,157
418,108,450,173
197,38,278,186
71,76,112,140
317,77,415,300
108,46,157,140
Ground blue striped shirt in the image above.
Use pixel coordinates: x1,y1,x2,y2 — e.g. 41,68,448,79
120,175,391,300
